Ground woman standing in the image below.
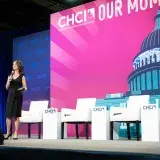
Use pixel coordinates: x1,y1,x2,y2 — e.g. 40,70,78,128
5,60,27,140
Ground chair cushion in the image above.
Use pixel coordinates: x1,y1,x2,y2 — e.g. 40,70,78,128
20,116,42,123
110,107,140,121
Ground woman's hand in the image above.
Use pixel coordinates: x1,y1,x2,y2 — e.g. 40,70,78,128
8,75,12,82
22,76,27,91
6,76,12,90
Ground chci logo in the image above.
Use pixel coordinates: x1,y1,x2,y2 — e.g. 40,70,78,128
45,109,56,113
93,108,105,111
143,105,156,110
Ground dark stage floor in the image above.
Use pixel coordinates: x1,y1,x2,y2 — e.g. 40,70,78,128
1,135,160,160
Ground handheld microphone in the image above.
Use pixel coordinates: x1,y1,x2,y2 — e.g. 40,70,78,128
11,70,14,76
8,70,14,82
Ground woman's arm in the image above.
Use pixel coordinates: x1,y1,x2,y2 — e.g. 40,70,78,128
6,76,12,90
22,76,27,91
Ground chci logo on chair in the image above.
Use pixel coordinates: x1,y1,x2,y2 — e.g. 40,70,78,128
93,108,105,111
143,105,156,110
45,109,56,113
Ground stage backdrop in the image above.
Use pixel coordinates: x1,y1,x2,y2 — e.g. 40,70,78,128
13,30,50,134
50,0,160,137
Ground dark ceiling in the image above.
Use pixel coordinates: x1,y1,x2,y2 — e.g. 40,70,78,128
0,0,95,32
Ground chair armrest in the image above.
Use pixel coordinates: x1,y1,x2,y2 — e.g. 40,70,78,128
110,106,140,114
61,109,76,117
77,108,91,115
21,110,31,117
110,106,140,121
76,108,92,121
110,106,129,117
110,106,124,113
61,108,75,112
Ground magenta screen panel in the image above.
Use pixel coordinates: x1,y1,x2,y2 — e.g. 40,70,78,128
50,0,159,135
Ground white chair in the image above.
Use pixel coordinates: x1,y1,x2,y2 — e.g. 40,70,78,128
20,101,49,139
61,98,96,139
110,95,150,141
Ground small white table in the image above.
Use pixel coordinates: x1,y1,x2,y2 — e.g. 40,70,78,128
141,100,160,142
43,108,61,139
91,107,110,140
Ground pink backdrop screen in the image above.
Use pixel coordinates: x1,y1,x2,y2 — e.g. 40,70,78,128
50,0,159,136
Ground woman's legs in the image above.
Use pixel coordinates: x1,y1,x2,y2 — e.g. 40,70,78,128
4,117,12,139
5,117,20,139
14,117,20,136
13,117,20,139
6,117,12,135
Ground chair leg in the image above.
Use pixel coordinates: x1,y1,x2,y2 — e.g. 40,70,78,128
110,121,113,140
76,123,79,139
61,122,64,139
127,122,131,140
38,122,41,139
136,121,140,141
28,123,31,138
85,122,89,140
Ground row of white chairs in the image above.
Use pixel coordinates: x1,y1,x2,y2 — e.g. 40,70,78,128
61,95,151,140
19,95,156,140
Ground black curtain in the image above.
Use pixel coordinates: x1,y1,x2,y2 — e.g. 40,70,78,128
0,32,13,133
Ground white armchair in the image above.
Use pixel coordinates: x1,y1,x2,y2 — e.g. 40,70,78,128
61,98,96,139
20,101,49,139
110,95,150,141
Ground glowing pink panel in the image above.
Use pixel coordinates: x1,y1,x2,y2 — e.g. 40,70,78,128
50,0,159,136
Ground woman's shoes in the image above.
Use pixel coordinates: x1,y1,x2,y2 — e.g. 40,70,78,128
4,133,12,140
4,133,18,140
13,134,18,140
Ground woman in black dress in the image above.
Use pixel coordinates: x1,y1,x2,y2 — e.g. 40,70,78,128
5,60,27,140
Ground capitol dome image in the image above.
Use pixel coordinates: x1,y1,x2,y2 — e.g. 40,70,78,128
127,10,160,96
95,10,160,138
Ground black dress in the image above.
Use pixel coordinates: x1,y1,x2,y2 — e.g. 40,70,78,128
6,74,23,118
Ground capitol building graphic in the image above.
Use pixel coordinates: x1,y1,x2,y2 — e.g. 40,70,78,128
96,10,160,138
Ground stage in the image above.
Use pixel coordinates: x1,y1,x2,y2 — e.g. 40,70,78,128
1,135,160,160
3,138,160,154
